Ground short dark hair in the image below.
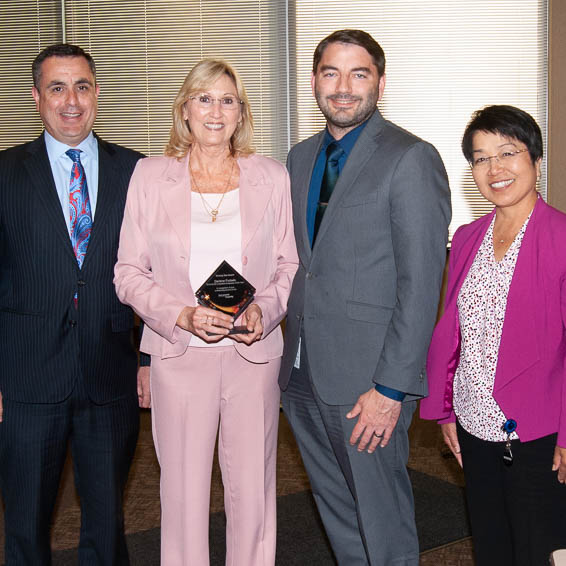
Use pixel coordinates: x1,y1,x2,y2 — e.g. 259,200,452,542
462,105,543,164
32,44,96,90
312,29,385,76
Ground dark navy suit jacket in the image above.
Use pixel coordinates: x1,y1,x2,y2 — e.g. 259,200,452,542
0,133,143,404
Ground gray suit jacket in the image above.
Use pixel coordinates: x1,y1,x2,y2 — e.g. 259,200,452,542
279,109,451,405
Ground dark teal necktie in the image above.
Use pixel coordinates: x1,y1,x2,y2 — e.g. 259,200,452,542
313,141,344,245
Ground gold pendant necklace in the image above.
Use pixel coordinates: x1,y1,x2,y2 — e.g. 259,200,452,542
189,159,235,222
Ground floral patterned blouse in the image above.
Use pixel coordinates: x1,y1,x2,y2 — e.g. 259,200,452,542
453,213,531,442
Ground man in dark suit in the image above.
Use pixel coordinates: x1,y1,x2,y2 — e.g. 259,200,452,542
280,30,451,565
0,44,145,564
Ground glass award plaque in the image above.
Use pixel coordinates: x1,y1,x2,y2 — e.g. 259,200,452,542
195,260,256,335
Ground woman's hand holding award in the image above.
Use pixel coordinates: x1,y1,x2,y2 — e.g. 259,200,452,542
195,261,256,335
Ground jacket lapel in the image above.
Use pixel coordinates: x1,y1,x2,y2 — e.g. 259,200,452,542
160,154,191,256
447,212,495,307
239,155,272,252
494,199,542,392
294,134,323,263
23,134,77,263
312,110,382,249
436,213,494,382
158,153,277,258
82,137,118,266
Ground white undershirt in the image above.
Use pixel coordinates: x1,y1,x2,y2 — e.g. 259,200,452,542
189,188,242,347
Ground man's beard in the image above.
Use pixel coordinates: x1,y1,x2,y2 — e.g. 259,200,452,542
315,91,378,130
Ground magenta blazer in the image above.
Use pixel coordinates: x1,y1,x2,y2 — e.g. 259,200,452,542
420,198,566,446
114,153,299,364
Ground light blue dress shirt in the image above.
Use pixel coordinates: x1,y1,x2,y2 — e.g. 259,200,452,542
44,130,99,234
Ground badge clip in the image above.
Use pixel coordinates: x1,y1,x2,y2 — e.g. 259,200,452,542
502,419,517,467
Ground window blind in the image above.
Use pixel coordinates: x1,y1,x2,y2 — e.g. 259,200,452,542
64,0,290,160
0,0,61,148
0,0,548,237
290,0,548,237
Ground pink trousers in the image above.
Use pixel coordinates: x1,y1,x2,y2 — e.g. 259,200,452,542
151,346,280,566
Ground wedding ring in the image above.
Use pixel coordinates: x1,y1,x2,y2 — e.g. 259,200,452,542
374,432,384,438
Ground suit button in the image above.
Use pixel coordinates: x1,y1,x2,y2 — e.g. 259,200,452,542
296,314,301,320
77,280,86,286
69,320,77,327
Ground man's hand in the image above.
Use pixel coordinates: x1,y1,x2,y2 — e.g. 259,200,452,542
440,422,462,467
552,445,566,484
346,388,402,453
137,366,151,408
230,304,263,345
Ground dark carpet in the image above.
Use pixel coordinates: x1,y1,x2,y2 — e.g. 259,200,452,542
47,469,469,565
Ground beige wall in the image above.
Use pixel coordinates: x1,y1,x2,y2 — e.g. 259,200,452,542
548,0,566,211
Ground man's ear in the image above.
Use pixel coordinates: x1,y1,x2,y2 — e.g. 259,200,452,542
32,86,40,110
377,73,386,101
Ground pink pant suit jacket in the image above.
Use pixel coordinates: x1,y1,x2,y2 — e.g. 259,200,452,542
421,198,566,447
113,152,299,363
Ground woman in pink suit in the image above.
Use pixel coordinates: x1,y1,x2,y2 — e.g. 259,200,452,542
421,106,566,566
114,59,298,566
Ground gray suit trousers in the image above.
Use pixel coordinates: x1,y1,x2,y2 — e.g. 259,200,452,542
281,338,419,566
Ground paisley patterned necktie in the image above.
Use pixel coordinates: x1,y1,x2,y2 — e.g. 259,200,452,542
66,149,92,268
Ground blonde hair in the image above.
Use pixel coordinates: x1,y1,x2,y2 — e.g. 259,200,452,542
165,59,254,158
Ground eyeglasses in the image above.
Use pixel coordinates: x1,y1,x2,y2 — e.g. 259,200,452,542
471,148,529,169
189,94,243,111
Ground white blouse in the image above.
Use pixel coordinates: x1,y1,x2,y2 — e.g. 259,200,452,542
189,188,242,348
453,213,531,441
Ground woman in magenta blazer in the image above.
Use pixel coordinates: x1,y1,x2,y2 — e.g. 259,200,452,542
421,105,566,565
114,59,298,566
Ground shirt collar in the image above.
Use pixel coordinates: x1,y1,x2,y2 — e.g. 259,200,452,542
322,113,372,155
44,130,97,161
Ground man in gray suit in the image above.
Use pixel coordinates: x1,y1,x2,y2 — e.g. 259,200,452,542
280,30,451,565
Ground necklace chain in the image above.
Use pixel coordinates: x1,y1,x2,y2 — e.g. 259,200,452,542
494,228,520,245
189,159,235,222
